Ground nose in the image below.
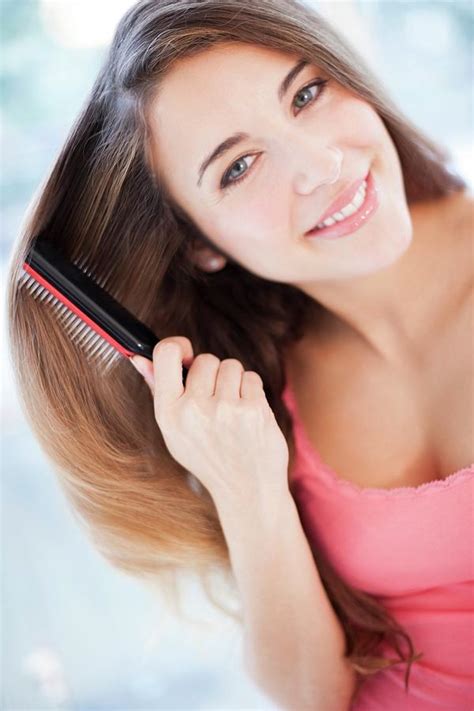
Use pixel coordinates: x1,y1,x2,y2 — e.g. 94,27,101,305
292,145,343,195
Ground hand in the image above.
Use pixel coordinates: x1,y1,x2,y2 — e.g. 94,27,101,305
131,337,289,503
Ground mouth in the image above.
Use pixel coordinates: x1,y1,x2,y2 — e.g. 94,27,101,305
304,169,379,241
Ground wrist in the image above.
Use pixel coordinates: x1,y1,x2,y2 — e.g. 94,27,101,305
213,481,294,535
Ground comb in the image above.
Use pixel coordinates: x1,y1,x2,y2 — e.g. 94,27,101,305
19,236,189,381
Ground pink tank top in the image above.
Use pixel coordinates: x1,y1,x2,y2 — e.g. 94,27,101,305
282,381,474,711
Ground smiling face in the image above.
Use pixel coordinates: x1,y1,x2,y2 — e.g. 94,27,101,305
146,42,413,285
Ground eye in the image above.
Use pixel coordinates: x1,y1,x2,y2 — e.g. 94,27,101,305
220,78,329,192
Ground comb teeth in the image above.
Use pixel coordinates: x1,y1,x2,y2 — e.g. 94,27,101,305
71,255,111,290
19,268,121,374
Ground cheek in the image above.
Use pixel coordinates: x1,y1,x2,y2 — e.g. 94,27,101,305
250,189,287,233
212,190,286,247
204,206,284,276
193,99,388,257
332,95,385,150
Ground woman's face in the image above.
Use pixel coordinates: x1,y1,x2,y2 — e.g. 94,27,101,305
146,42,413,285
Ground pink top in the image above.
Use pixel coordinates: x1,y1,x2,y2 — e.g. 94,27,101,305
282,382,474,711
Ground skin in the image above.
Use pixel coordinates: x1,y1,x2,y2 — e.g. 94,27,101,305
129,44,470,699
146,41,472,371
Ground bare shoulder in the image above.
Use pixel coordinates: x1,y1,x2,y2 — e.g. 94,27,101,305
441,189,474,294
456,191,473,287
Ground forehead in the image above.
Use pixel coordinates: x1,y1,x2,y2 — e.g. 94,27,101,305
146,43,302,191
155,42,299,105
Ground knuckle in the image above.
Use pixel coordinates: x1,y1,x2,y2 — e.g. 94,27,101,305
153,338,176,356
153,336,191,353
244,370,262,380
215,398,240,416
180,336,193,349
220,358,243,368
193,352,220,366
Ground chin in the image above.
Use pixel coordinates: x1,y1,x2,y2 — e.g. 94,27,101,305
378,221,414,270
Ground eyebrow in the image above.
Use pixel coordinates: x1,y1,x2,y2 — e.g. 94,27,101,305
196,59,309,188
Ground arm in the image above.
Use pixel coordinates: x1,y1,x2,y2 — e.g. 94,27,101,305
214,488,357,711
132,342,356,708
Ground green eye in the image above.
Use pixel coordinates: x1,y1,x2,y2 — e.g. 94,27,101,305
294,83,319,109
291,78,329,115
220,78,330,192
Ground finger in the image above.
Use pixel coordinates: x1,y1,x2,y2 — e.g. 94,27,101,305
184,353,221,397
214,359,244,399
130,355,155,393
240,370,264,399
153,337,194,404
130,337,194,400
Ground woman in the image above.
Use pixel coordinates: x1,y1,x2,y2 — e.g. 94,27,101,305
7,1,473,709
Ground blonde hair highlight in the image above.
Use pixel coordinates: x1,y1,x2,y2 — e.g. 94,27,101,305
7,0,466,697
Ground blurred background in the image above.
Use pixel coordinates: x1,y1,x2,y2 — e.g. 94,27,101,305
1,0,473,708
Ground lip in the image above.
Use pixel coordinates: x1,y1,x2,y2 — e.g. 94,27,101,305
304,170,378,241
310,173,368,229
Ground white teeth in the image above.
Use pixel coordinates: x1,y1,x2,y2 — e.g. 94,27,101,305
319,215,337,227
315,179,367,229
339,203,358,218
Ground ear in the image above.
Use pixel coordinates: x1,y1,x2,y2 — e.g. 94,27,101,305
186,239,227,272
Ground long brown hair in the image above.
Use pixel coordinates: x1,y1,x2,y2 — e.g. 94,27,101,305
7,0,466,696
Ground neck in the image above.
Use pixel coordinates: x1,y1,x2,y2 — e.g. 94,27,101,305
296,190,467,368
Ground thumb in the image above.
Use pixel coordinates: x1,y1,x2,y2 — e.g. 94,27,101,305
130,356,155,394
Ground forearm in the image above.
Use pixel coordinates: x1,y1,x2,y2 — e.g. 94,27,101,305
214,488,357,711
